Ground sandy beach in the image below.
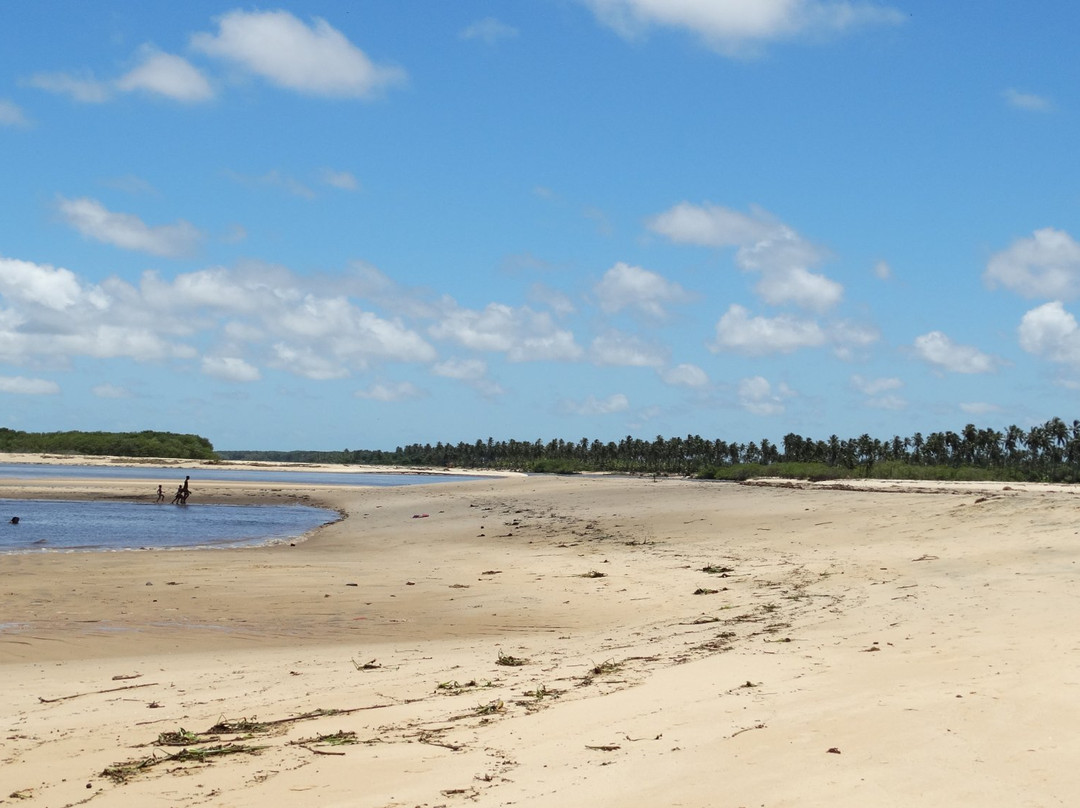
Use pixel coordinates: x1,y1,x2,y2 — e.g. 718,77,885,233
3,459,1080,806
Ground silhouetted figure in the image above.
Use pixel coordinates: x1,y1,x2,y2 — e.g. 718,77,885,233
181,476,191,504
156,485,165,503
172,485,184,505
9,516,18,524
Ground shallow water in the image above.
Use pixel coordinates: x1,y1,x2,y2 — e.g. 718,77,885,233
0,498,337,553
0,462,482,487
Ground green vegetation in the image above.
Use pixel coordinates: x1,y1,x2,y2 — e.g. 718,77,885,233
218,417,1080,483
0,428,216,460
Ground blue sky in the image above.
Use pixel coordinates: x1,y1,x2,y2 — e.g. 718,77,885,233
2,1,1079,451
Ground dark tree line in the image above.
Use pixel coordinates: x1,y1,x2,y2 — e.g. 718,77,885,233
0,429,217,460
219,416,1080,482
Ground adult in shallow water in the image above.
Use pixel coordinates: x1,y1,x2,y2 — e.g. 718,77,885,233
9,516,17,524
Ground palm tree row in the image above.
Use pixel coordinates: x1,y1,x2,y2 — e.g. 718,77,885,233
258,416,1080,481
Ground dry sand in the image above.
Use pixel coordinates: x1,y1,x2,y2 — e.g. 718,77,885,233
3,459,1080,806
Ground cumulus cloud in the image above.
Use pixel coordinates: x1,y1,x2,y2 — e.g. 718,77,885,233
0,256,84,310
737,376,793,415
589,330,666,367
914,331,999,374
0,99,30,127
660,363,708,388
191,9,406,98
0,257,436,380
563,393,630,415
460,17,519,44
649,202,841,311
984,228,1080,299
0,376,60,395
1018,301,1080,365
582,0,903,56
593,262,692,318
711,304,826,355
1003,88,1052,112
202,355,261,382
57,196,203,257
355,381,424,402
430,302,582,361
115,47,213,102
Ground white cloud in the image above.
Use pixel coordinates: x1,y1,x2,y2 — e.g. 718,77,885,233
660,363,708,388
202,355,261,382
355,381,424,402
589,330,666,367
1018,301,1080,365
649,202,841,311
914,331,998,374
0,376,60,395
25,72,111,103
984,228,1080,300
960,402,1001,415
430,302,582,361
564,393,630,415
92,383,132,399
192,9,406,98
852,374,904,409
320,169,359,191
460,17,519,44
711,304,825,355
873,259,892,280
593,261,692,318
737,376,793,416
826,320,879,359
433,357,487,381
1003,88,1052,112
0,99,30,127
57,196,202,257
529,283,576,317
115,47,213,102
0,257,438,378
583,0,903,56
0,256,84,310
851,374,901,395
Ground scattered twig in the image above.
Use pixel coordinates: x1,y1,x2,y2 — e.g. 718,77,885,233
731,723,767,737
39,682,159,704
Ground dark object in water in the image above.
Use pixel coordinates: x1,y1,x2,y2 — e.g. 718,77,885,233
9,516,18,524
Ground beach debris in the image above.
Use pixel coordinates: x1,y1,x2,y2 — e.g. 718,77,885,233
111,673,142,681
827,747,842,754
474,699,506,716
702,564,734,575
496,650,529,666
352,658,381,671
730,723,767,737
290,731,358,756
102,744,266,784
912,554,939,562
411,513,430,518
585,744,621,751
693,587,720,595
481,569,502,575
8,789,32,799
578,570,607,578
